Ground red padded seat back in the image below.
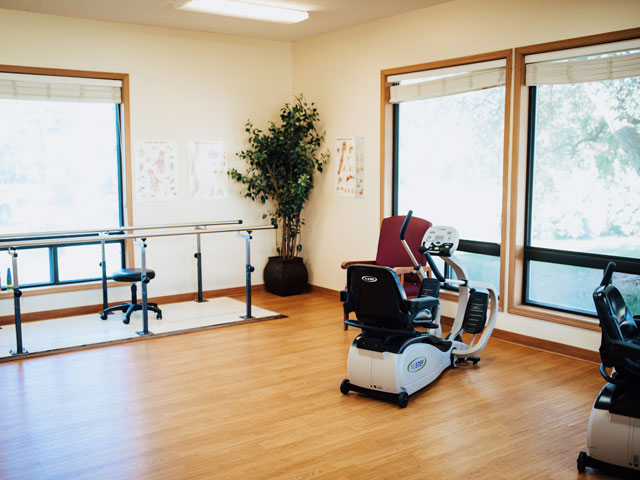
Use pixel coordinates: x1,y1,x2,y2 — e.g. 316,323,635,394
375,215,432,269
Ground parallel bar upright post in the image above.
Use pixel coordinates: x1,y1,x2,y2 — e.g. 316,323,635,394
194,231,206,303
99,233,109,315
238,231,255,320
136,238,152,336
8,248,27,355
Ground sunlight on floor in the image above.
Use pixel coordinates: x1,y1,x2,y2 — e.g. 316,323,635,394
0,297,282,361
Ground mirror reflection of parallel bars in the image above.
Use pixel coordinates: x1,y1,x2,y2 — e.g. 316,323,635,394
0,221,277,356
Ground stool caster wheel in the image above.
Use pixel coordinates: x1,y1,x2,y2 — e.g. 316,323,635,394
123,317,130,325
100,312,108,320
156,313,162,320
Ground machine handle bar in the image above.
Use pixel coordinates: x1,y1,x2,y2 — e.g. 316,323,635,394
418,245,446,283
400,210,413,241
600,261,616,287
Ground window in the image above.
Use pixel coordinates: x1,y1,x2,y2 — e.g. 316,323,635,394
0,71,127,288
523,42,640,316
390,57,508,292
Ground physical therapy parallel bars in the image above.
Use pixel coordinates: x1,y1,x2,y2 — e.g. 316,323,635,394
2,220,243,312
0,224,276,356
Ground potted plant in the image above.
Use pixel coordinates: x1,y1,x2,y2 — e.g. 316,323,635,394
228,95,327,296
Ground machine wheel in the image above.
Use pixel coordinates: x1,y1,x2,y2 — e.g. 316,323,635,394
577,451,587,473
340,379,350,395
397,392,409,408
100,312,108,320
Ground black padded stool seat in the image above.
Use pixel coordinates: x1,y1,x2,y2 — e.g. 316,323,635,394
100,268,162,324
112,268,156,283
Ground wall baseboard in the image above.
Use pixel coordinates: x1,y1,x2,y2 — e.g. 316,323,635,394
309,285,341,298
1,283,600,363
0,285,264,326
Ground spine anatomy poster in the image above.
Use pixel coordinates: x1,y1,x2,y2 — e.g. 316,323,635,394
134,140,178,201
335,137,364,198
188,141,228,199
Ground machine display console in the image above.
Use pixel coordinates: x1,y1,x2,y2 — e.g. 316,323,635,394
422,226,459,257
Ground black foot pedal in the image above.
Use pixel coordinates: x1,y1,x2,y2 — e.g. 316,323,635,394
461,356,480,365
418,277,440,298
463,289,489,334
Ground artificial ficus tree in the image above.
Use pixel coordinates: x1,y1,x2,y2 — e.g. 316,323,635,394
228,95,328,258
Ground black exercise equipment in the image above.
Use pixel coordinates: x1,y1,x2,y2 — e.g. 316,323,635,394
577,261,640,474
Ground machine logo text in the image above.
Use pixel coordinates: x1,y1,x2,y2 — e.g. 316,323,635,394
362,276,378,283
408,357,426,372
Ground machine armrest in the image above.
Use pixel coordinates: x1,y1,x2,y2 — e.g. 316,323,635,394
393,266,414,275
407,296,439,315
609,339,640,361
341,260,375,269
607,339,640,377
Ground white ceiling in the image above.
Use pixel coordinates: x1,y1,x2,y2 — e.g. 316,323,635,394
0,0,453,42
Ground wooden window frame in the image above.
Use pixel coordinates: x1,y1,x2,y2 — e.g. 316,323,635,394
0,64,134,297
380,50,512,310
507,28,640,331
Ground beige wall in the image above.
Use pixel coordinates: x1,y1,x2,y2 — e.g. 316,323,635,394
292,0,640,350
0,8,292,315
1,0,638,351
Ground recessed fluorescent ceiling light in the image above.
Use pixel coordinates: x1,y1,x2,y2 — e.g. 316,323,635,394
175,0,309,24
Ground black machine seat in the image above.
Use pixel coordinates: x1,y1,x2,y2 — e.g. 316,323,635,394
100,268,162,324
592,262,640,416
343,264,439,331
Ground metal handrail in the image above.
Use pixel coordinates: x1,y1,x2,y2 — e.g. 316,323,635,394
0,224,274,249
0,220,243,241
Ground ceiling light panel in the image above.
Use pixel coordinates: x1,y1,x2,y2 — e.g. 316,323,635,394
174,0,309,24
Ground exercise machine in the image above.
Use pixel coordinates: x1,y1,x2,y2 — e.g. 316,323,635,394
339,210,498,407
577,262,640,474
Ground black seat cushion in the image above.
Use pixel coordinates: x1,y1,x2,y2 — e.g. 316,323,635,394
112,268,156,283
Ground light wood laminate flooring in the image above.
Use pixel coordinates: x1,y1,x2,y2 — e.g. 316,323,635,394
0,291,625,479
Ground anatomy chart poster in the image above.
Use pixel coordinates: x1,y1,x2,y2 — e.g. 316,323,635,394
335,137,364,198
134,140,178,201
188,141,228,199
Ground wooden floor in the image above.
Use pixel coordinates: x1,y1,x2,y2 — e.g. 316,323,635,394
0,291,627,479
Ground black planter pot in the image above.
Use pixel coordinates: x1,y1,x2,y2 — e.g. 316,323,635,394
263,256,308,296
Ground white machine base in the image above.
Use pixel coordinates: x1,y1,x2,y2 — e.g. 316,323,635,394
579,406,640,472
341,337,468,407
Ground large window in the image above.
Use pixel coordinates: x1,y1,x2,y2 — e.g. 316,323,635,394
0,72,126,288
523,43,640,315
391,58,508,291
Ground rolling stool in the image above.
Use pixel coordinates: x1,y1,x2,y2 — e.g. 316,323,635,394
100,268,162,324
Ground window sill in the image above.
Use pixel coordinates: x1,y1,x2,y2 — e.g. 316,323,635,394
0,281,123,300
507,303,600,331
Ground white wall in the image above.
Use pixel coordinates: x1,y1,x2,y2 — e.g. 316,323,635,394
292,0,640,350
0,8,292,316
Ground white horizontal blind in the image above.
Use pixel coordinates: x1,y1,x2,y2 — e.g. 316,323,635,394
0,72,122,103
525,44,640,86
389,60,506,104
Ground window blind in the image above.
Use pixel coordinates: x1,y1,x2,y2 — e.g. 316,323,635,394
389,59,506,104
0,72,122,103
525,40,640,86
